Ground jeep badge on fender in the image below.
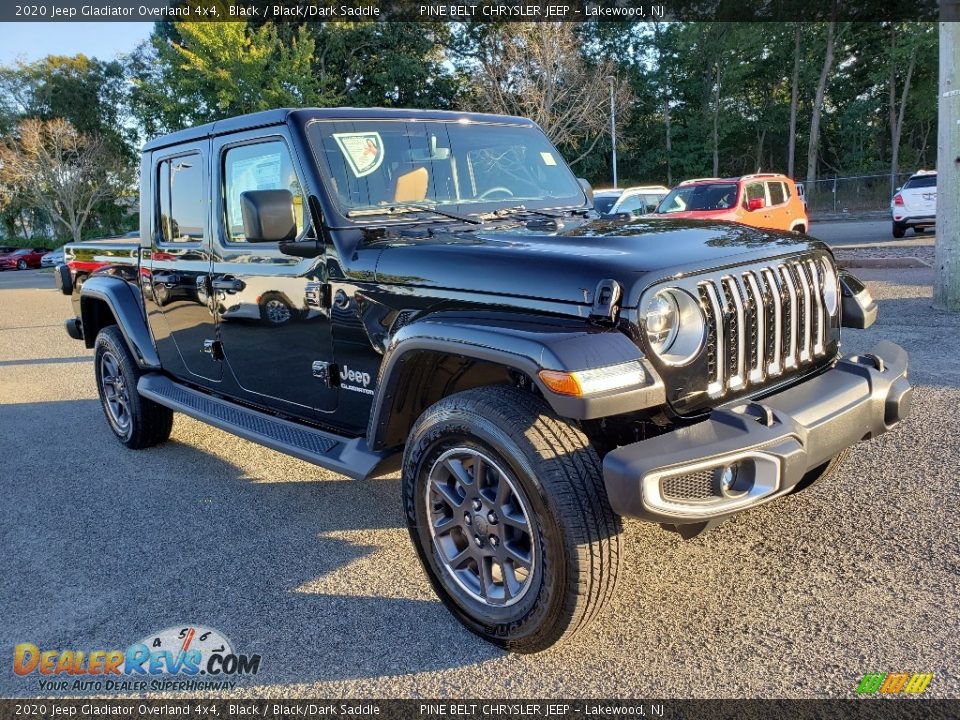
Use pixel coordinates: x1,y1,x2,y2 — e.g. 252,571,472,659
57,107,911,653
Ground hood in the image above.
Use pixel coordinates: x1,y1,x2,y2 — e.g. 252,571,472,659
372,217,826,307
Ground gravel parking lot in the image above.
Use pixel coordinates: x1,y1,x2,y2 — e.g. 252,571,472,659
1,260,958,699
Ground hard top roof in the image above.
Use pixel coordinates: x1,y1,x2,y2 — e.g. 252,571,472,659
142,107,538,153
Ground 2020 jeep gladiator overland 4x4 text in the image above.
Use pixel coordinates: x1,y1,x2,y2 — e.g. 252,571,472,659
57,108,911,652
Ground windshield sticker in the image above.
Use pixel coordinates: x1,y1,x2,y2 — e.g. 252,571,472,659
333,132,385,178
540,152,557,166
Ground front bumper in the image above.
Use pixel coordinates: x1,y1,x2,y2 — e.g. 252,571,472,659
603,341,911,525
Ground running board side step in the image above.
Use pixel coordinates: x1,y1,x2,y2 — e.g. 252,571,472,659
138,373,395,480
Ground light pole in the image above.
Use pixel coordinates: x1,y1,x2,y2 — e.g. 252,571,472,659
607,75,618,189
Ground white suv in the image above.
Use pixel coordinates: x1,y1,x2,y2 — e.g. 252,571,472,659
891,170,936,238
593,185,670,219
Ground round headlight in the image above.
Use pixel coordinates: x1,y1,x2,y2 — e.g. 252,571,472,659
642,288,705,365
821,257,839,316
644,291,679,353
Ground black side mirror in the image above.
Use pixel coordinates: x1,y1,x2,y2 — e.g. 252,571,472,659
838,269,877,329
577,178,594,205
240,189,297,243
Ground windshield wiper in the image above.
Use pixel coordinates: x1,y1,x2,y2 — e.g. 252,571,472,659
347,204,484,226
480,205,564,220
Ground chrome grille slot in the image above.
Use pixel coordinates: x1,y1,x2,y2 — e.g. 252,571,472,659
696,255,833,400
794,261,813,362
722,277,746,390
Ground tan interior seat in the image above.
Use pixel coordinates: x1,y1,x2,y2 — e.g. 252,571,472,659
393,167,429,203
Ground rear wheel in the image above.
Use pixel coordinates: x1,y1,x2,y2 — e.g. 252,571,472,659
94,326,173,449
892,222,906,239
17,259,27,270
403,385,622,653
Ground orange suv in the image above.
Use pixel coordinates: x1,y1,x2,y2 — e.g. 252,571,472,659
652,173,809,233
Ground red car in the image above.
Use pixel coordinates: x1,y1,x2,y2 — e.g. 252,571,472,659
0,248,48,270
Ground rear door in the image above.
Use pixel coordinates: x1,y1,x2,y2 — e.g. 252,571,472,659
143,143,221,383
764,180,791,230
210,128,338,416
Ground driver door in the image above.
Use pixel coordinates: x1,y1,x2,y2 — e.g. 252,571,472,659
211,130,337,416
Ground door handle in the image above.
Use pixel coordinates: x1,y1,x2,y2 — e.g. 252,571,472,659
211,276,245,292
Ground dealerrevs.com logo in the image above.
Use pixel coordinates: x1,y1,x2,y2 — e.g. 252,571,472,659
13,625,261,693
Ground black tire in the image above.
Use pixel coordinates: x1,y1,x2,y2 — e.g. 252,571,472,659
892,222,906,239
789,449,849,496
17,259,27,270
94,325,173,449
403,385,622,653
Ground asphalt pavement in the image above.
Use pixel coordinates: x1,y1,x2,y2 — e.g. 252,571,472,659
1,240,958,699
809,218,932,246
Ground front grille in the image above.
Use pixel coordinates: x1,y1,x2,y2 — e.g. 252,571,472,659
697,256,830,399
662,469,715,501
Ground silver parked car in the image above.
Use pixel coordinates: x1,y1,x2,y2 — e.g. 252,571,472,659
41,247,65,267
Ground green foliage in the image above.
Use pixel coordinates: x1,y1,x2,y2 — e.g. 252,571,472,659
0,19,941,222
128,20,334,135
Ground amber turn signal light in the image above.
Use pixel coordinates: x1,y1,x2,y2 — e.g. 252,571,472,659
538,370,582,396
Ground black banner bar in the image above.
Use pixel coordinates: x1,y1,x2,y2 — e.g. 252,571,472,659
0,0,943,23
0,700,958,720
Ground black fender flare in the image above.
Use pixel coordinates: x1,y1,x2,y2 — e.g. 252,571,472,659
366,312,665,450
79,274,161,370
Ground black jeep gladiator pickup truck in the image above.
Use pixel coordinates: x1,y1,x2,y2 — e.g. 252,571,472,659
57,108,911,652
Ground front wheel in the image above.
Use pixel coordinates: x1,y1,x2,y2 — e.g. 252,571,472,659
403,385,622,653
17,259,27,270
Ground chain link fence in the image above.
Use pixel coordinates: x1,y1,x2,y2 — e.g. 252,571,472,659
803,172,919,215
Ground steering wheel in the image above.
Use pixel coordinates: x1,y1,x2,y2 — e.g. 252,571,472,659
478,186,515,201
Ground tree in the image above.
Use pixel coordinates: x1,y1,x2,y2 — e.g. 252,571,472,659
886,23,924,193
806,21,837,188
0,119,131,242
0,54,131,155
128,20,332,135
457,23,632,165
788,24,802,178
303,23,462,109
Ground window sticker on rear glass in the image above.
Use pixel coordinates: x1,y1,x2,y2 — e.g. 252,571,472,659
333,132,384,178
540,151,557,166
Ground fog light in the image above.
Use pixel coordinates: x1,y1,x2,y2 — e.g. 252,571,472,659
717,463,752,498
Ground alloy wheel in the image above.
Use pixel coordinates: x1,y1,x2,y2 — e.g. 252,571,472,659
99,350,131,437
426,447,537,607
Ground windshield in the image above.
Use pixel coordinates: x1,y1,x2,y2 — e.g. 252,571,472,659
307,119,585,217
656,183,740,213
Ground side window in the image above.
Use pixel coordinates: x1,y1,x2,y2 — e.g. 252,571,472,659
157,154,204,243
744,182,765,208
616,194,645,215
782,182,792,199
767,181,785,206
222,140,305,243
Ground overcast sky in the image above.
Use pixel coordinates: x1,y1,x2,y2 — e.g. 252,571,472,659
0,22,153,65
